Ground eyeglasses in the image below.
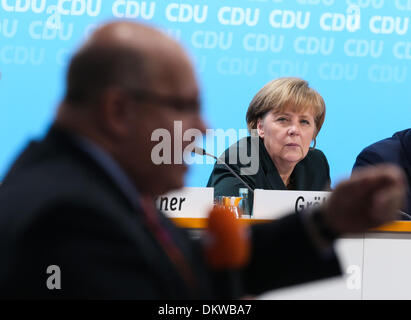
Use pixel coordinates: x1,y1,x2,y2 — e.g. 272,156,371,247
128,89,201,113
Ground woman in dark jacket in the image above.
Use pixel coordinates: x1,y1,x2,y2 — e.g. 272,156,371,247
207,77,331,210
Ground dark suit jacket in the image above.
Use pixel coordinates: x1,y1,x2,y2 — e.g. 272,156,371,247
207,137,331,210
0,127,340,299
353,129,411,215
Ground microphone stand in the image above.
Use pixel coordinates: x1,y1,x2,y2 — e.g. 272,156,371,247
192,148,254,195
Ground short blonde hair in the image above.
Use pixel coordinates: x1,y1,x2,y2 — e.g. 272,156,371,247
246,77,326,139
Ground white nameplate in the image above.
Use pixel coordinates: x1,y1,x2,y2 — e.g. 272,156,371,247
252,189,331,219
156,187,214,218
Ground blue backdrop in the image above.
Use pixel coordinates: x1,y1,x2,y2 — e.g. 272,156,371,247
1,0,410,187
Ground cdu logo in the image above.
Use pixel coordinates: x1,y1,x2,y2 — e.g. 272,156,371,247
217,7,260,26
165,4,208,24
269,10,311,30
46,265,61,290
112,0,155,19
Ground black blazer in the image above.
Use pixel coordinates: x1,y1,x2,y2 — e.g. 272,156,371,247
0,127,340,299
207,137,331,210
353,129,411,215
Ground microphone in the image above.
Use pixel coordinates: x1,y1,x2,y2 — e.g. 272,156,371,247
192,147,254,194
398,210,411,221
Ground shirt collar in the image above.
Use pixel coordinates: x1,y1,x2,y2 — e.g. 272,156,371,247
69,133,141,210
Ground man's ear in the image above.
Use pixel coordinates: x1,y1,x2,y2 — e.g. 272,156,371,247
99,88,133,138
256,118,264,138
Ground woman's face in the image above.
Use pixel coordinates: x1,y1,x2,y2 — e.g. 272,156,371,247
257,107,316,168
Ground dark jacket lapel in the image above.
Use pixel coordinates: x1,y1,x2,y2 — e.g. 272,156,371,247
258,138,287,190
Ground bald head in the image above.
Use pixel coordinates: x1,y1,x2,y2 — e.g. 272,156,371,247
63,21,193,107
87,21,182,53
55,21,204,196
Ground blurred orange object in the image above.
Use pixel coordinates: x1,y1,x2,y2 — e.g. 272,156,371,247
204,205,250,269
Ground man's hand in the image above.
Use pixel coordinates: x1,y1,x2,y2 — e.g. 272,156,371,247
323,164,406,235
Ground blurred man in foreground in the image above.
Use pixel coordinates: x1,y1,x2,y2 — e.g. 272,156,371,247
0,21,406,299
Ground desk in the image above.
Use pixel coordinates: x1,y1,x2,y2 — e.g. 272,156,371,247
171,218,411,233
163,188,411,299
259,231,411,300
171,217,411,299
